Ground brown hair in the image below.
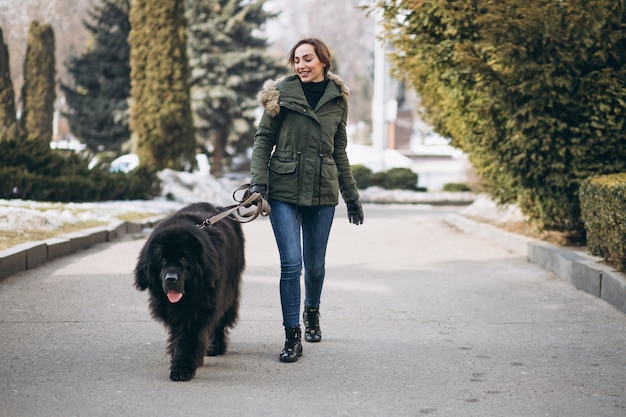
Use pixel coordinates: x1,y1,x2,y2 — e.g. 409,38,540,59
287,38,332,76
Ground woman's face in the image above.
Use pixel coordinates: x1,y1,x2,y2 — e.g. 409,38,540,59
293,43,325,83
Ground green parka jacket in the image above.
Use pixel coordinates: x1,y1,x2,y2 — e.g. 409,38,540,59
250,73,360,206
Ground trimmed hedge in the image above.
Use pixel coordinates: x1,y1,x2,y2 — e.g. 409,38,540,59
351,164,376,189
370,0,626,240
442,182,471,192
0,138,160,202
579,173,626,271
352,164,419,191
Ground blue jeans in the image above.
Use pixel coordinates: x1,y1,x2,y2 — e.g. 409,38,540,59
269,200,335,327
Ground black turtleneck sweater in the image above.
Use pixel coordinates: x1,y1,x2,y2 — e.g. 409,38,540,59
301,79,330,109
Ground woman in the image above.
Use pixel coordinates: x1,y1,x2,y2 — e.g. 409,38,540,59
249,38,364,362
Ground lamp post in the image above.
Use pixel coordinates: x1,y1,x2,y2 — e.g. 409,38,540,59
372,9,387,172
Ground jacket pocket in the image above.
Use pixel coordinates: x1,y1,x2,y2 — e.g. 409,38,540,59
269,158,298,174
320,158,338,180
268,153,299,200
319,157,339,203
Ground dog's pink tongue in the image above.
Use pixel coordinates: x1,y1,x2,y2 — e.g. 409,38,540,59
167,290,183,303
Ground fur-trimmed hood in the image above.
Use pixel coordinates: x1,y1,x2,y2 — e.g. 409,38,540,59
257,72,351,117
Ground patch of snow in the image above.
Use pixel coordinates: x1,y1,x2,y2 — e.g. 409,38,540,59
0,206,62,231
460,194,525,224
359,186,475,205
0,170,249,232
0,145,485,232
347,143,414,172
157,169,239,206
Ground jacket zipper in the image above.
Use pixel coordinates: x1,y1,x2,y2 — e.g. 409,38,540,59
297,151,302,206
318,153,324,207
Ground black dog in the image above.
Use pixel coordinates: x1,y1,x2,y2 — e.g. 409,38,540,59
134,202,245,381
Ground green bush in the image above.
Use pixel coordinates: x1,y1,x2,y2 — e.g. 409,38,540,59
442,182,471,192
351,165,419,191
0,138,160,201
375,167,418,191
579,173,626,271
351,164,375,189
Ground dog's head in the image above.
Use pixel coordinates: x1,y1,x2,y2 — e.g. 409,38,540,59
158,246,189,304
134,226,207,304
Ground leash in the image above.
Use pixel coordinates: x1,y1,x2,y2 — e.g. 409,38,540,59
196,184,270,229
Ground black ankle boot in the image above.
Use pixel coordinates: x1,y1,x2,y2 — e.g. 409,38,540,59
303,306,322,343
279,326,303,362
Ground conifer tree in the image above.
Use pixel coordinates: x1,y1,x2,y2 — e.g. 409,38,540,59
61,0,131,153
21,21,56,144
128,0,196,171
186,0,285,176
371,0,626,238
0,27,19,142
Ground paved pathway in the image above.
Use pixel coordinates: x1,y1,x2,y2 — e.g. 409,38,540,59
1,204,625,417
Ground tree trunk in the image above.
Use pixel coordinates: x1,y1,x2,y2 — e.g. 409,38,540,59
211,129,225,178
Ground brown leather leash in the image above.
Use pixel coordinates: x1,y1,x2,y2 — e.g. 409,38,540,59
196,184,270,229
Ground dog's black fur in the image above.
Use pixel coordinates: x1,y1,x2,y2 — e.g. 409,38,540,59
134,202,245,381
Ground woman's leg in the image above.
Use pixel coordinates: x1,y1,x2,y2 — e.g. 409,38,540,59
301,205,335,309
269,200,303,327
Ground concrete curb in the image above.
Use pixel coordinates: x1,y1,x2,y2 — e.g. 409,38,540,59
0,215,165,283
444,213,626,315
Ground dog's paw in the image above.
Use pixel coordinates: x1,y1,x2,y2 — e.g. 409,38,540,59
207,338,226,356
206,344,225,356
170,367,194,381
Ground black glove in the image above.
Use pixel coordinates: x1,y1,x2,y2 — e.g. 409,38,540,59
244,183,267,206
347,198,364,225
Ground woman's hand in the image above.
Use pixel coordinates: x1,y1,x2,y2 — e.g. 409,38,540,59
347,198,364,225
